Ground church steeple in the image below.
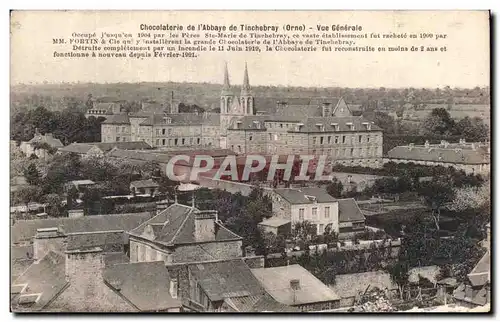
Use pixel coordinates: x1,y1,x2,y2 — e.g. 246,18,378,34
241,62,250,96
240,62,254,115
221,62,232,96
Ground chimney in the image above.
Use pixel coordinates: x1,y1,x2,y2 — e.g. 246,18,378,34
33,227,66,260
65,247,104,284
322,103,331,117
194,210,217,242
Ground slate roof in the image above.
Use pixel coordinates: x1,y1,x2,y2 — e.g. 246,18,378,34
128,204,241,246
65,231,125,252
28,133,64,148
468,252,490,287
274,188,337,204
254,97,342,115
11,212,152,244
331,270,397,299
387,145,490,165
251,264,340,305
103,261,182,311
101,113,130,125
338,198,366,223
224,293,298,312
59,141,153,155
130,179,160,189
106,148,172,164
11,251,68,311
139,113,220,126
189,259,266,302
229,115,380,133
91,102,121,113
104,252,130,267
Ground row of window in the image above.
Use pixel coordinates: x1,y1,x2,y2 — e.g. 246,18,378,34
298,207,331,221
155,137,210,147
312,134,379,145
115,126,129,133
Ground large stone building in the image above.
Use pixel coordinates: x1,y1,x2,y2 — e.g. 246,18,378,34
385,140,490,175
100,63,384,167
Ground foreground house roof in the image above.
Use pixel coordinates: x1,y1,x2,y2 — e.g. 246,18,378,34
11,212,153,244
11,251,68,311
274,188,337,204
338,198,366,223
251,264,340,306
128,204,242,246
103,261,182,311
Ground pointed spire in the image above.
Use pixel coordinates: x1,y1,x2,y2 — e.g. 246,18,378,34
221,62,232,96
241,62,251,96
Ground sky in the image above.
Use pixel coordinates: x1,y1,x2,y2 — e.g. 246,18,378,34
10,11,490,88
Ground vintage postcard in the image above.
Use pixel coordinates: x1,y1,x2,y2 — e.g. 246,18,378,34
10,10,490,313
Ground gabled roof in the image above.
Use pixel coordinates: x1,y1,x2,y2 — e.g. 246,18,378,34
28,133,64,147
58,143,95,154
11,212,152,244
338,198,366,223
94,141,153,152
251,264,340,305
128,204,241,246
189,259,265,302
103,261,182,311
258,218,291,228
453,283,490,306
274,188,336,204
11,251,68,311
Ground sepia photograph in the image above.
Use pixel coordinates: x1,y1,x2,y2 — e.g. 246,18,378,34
9,10,491,313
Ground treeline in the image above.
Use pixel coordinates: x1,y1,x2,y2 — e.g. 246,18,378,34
10,106,104,144
11,83,490,114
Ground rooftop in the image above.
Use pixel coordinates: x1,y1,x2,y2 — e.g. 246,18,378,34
251,264,340,306
258,218,291,228
338,198,366,223
128,204,241,246
387,142,490,165
274,188,337,204
103,261,182,311
11,212,152,244
130,179,160,189
28,133,64,148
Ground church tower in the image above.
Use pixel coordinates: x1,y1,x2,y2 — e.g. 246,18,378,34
220,62,232,114
240,62,254,115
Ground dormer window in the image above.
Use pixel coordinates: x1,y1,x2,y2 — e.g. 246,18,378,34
305,195,317,203
164,117,172,124
236,121,242,129
296,123,304,131
316,123,324,131
331,123,339,131
346,122,355,131
362,122,371,130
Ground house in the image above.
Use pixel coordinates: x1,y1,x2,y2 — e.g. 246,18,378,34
270,188,366,238
251,264,341,311
258,218,291,236
130,179,160,196
127,203,243,264
330,270,398,307
19,131,64,160
385,140,490,175
85,101,122,118
166,258,296,312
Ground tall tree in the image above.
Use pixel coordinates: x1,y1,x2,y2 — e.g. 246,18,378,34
418,178,455,230
23,162,41,185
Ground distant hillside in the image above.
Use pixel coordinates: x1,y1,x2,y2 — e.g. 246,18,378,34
10,82,490,115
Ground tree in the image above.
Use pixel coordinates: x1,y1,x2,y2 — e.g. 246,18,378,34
387,261,410,300
44,193,64,217
326,177,343,198
418,179,455,230
421,108,455,136
448,182,490,213
11,185,43,211
293,221,317,242
23,162,41,185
